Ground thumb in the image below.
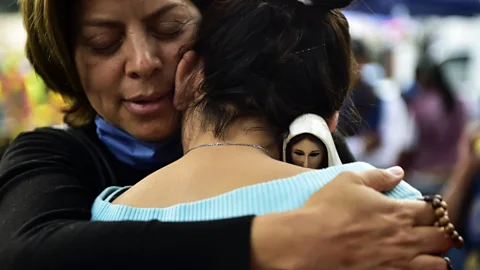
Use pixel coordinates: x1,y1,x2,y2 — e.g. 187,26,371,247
357,167,404,192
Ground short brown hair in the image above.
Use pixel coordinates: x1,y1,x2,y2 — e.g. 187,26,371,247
20,0,94,126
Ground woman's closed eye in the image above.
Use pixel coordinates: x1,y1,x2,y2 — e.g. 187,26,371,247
86,33,124,54
309,152,321,157
151,21,187,39
83,20,189,55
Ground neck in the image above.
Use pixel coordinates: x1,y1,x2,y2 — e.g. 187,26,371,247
182,113,281,160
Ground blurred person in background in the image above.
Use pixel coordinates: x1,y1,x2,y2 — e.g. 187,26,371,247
442,125,480,270
402,63,423,106
339,39,382,155
342,42,412,169
402,60,467,195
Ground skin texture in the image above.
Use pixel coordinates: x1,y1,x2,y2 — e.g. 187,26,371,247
443,125,480,225
251,168,454,270
74,0,200,141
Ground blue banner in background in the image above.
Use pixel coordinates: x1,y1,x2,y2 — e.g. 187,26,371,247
349,0,480,16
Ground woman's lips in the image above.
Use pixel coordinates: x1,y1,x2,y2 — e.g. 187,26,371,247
123,93,172,116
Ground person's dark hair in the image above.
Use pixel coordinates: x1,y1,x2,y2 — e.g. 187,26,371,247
190,0,355,142
332,130,356,164
417,60,457,114
432,65,457,113
19,0,87,126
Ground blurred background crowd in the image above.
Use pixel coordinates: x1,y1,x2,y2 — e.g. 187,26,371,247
1,0,480,269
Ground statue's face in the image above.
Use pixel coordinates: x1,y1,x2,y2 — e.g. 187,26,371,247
290,136,326,169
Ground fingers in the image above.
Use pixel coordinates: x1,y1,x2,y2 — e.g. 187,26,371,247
399,199,436,226
182,50,198,64
409,255,452,270
411,227,453,255
356,167,404,192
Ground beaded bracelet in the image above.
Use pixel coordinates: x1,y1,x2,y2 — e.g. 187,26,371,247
422,195,464,249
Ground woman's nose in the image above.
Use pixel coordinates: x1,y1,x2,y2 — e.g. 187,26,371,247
125,36,163,79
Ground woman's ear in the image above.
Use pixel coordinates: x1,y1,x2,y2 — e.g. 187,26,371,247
174,50,201,111
327,111,339,132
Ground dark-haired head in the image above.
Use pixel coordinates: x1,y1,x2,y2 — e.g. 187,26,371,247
175,0,355,144
417,59,457,114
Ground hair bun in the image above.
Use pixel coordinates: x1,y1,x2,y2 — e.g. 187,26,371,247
309,0,353,9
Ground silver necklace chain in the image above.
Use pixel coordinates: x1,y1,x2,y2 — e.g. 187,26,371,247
184,142,273,158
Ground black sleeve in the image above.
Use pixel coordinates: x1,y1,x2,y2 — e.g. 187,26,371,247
0,130,253,270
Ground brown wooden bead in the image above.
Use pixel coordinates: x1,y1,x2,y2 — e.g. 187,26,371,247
441,201,448,209
434,221,440,227
439,216,450,226
451,231,459,240
445,224,455,234
435,207,446,217
433,198,442,208
456,236,465,249
445,257,453,270
434,194,443,200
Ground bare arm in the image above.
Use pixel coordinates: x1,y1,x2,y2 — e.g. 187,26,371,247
442,126,480,225
442,162,477,225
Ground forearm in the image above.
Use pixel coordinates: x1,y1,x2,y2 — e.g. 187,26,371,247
1,217,254,270
442,162,477,225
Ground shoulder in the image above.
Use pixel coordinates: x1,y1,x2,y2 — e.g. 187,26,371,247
1,125,99,170
11,124,76,143
0,124,118,194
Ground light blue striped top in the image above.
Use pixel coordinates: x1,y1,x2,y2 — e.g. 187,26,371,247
91,162,421,222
